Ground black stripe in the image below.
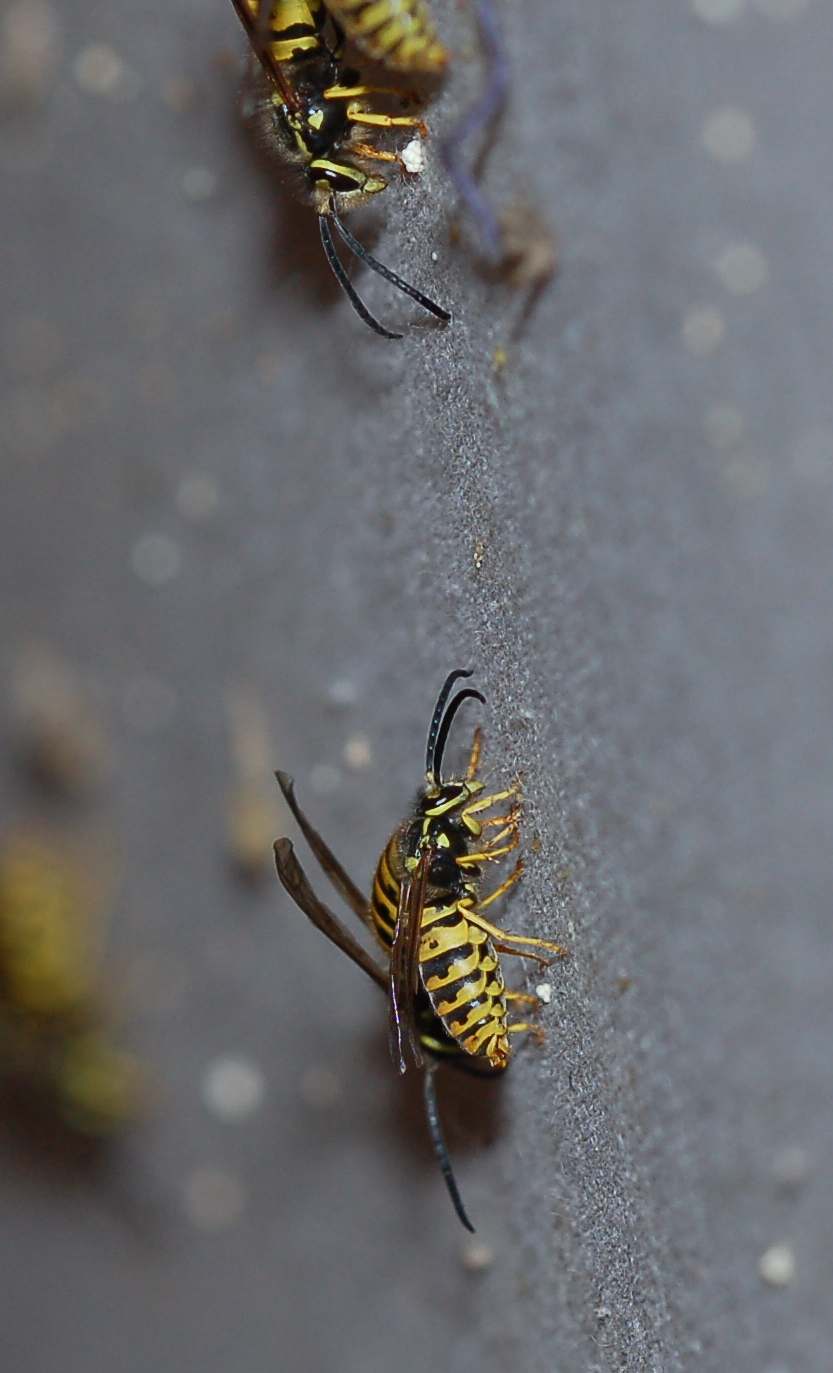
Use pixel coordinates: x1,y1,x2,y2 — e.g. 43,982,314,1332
422,943,475,986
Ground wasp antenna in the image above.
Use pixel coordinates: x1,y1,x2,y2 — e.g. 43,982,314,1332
433,683,485,779
319,216,403,340
329,207,451,326
423,1066,475,1233
426,670,473,777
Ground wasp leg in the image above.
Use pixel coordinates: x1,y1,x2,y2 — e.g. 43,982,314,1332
350,142,404,165
466,903,570,960
466,725,483,780
347,111,428,136
325,82,423,109
477,858,523,909
456,831,519,866
464,786,519,817
505,991,539,1007
476,818,520,849
495,944,553,967
480,803,522,828
507,1021,546,1045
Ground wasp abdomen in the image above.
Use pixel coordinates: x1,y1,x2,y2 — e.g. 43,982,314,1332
419,907,510,1063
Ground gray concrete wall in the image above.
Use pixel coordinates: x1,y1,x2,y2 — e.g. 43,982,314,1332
1,1,831,1369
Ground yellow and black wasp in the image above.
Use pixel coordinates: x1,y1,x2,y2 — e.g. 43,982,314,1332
229,0,451,338
0,833,144,1137
274,669,569,1229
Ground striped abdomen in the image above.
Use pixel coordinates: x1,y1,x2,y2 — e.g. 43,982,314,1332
370,834,511,1069
241,0,327,65
328,0,447,72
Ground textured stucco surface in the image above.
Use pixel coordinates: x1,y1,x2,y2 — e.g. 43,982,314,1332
1,1,832,1370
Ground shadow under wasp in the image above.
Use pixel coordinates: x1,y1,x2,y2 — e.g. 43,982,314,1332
275,669,569,1230
229,0,451,338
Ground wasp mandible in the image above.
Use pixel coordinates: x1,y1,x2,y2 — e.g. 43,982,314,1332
274,670,569,1229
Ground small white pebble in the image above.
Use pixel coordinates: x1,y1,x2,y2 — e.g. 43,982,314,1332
461,1239,495,1272
309,762,341,794
535,982,552,1004
73,42,123,96
758,1242,796,1287
682,306,726,355
431,251,438,263
299,1065,343,1109
343,733,372,770
771,1145,810,1188
400,137,425,175
123,674,178,733
183,1167,246,1230
131,532,181,586
202,1055,265,1122
702,107,756,162
692,0,746,21
182,166,217,202
176,472,219,522
704,404,745,448
715,241,769,294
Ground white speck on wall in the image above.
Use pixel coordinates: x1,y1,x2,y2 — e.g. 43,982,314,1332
177,472,220,521
461,1239,495,1272
73,43,124,96
184,1167,246,1230
704,404,745,448
701,107,757,162
692,0,746,23
401,138,425,175
715,241,769,294
535,982,552,1004
131,532,181,586
202,1055,265,1122
343,733,372,769
182,166,218,202
682,306,726,355
758,1242,796,1287
309,762,342,794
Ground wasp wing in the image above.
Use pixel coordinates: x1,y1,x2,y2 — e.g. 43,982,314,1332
275,772,373,931
274,838,387,992
388,847,430,1074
